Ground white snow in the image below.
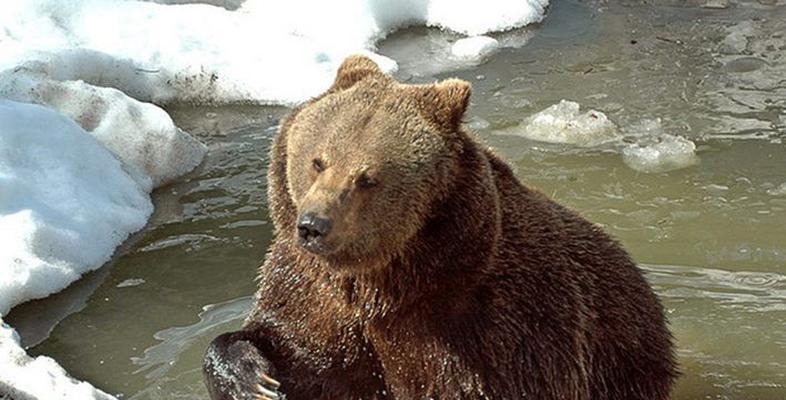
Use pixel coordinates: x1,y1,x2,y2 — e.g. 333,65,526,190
500,100,621,147
451,36,500,62
0,69,207,189
0,100,156,316
0,95,204,398
0,319,115,400
0,0,548,106
0,99,185,399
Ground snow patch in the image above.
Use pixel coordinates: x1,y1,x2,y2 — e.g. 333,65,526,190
0,0,548,105
0,100,154,316
500,100,620,147
0,69,207,189
0,97,204,399
425,0,548,36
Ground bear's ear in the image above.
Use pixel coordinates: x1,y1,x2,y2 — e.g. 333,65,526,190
429,78,471,131
330,55,382,91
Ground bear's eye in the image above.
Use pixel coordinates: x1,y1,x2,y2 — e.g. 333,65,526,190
312,158,325,173
355,173,378,189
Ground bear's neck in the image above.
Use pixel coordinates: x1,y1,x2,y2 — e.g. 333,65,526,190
341,138,502,321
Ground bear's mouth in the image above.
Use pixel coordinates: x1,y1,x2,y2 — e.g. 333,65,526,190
297,234,335,255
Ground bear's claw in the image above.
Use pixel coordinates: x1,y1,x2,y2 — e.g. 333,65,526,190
203,332,285,400
261,373,281,389
257,385,279,400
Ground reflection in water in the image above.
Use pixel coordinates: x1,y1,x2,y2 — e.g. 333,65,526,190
646,263,786,307
7,262,112,348
131,296,252,380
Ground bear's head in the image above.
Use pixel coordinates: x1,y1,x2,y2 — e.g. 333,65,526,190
283,55,472,271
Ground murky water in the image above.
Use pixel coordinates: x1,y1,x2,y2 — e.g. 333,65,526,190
6,0,786,398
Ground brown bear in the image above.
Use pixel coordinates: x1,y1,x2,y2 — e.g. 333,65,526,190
203,55,678,400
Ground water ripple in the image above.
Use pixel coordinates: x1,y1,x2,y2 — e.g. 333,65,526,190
642,263,786,309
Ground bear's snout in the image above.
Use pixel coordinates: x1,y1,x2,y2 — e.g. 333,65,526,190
297,212,332,253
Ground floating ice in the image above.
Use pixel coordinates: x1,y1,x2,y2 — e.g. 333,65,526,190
451,36,500,62
0,319,114,400
496,105,699,173
117,278,146,288
622,134,699,173
500,100,620,147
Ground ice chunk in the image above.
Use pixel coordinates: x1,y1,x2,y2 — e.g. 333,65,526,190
0,319,114,400
0,100,154,315
622,134,699,173
500,100,620,147
620,118,699,173
451,36,500,62
496,108,699,173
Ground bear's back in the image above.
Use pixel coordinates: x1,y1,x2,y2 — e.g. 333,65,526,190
482,150,677,400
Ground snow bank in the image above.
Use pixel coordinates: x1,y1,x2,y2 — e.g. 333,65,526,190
0,319,114,400
0,69,207,189
0,100,145,315
0,97,204,398
500,100,621,147
0,68,205,314
0,0,548,106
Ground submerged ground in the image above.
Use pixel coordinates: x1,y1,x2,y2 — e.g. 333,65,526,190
6,0,786,398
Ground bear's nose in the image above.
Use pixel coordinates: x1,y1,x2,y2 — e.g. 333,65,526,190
297,212,332,241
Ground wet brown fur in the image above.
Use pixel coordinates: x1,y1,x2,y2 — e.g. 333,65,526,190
241,55,678,399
